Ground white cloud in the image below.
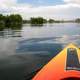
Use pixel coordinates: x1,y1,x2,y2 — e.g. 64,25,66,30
12,3,80,20
0,0,80,20
64,0,80,4
0,0,16,8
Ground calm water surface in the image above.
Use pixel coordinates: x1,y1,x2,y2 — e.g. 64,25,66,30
0,23,80,80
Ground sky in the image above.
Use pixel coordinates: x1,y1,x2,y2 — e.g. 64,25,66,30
0,0,80,20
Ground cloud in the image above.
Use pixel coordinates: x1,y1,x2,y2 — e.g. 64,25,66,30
64,0,80,4
0,0,16,7
12,3,80,20
0,0,31,14
0,0,80,20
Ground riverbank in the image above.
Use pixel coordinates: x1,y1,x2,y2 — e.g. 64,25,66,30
0,14,80,31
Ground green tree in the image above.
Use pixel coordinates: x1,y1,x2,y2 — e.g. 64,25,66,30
30,17,47,26
0,14,23,30
0,14,5,30
48,19,55,23
5,14,22,28
75,18,80,23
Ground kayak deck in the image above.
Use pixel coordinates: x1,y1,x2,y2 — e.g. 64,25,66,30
66,48,80,70
32,44,80,80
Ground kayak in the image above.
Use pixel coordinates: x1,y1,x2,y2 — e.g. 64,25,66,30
32,44,80,80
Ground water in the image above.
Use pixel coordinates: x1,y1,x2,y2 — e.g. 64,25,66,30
0,23,80,80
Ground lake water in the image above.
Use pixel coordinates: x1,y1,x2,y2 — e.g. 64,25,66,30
0,23,80,80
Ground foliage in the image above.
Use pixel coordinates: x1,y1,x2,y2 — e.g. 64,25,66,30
48,19,55,23
30,17,47,26
0,14,5,30
75,18,80,23
0,14,22,30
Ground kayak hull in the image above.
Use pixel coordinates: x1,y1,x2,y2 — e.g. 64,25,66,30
32,44,80,80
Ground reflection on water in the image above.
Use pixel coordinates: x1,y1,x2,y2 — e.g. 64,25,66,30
0,29,22,38
0,23,80,80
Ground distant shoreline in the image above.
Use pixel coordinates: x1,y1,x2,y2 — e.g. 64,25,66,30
23,17,80,24
0,14,80,30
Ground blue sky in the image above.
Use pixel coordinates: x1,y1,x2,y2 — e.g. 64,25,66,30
0,0,80,20
18,0,64,6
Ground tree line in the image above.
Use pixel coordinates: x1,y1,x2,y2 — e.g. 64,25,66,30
23,17,47,26
0,14,22,30
23,18,63,24
0,14,80,30
23,17,80,25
